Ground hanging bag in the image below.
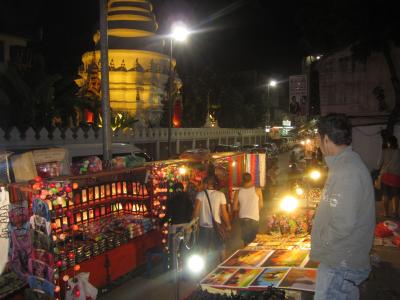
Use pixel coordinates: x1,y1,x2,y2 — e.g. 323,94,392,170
204,190,228,242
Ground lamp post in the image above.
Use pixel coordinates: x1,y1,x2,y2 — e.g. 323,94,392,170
266,80,277,126
167,23,190,158
99,0,112,164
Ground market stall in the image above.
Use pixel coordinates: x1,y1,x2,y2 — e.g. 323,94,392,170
1,149,267,299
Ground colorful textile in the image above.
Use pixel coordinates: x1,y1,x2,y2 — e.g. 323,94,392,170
259,153,266,188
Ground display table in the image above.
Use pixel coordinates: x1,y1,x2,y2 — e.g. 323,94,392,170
200,234,318,296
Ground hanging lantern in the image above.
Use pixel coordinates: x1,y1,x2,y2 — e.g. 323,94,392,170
172,99,182,128
84,109,94,124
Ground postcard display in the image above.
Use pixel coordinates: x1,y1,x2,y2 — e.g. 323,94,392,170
200,234,318,294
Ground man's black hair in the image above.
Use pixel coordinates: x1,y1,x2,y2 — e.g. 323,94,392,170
203,175,217,187
242,173,252,183
318,113,352,145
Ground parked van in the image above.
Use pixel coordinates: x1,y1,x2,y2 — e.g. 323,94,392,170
64,143,152,163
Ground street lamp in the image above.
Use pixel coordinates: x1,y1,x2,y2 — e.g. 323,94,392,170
267,80,277,98
266,80,278,128
167,22,190,158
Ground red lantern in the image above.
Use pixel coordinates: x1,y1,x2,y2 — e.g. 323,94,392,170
74,264,80,271
56,260,63,267
72,225,79,231
68,252,75,259
172,99,182,128
84,109,94,124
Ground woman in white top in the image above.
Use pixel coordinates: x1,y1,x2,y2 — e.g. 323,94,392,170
233,173,263,245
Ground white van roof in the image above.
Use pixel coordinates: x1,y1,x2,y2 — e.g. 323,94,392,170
64,143,143,158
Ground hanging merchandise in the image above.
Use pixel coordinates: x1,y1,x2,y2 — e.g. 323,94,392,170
9,204,31,279
244,153,266,188
0,186,10,274
0,152,12,183
259,153,266,188
27,179,57,298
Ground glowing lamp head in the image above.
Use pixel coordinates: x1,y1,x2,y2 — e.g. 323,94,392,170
269,80,277,87
301,140,305,145
306,139,311,144
187,254,205,274
310,170,321,181
171,23,190,42
231,161,236,167
280,195,299,212
295,187,304,196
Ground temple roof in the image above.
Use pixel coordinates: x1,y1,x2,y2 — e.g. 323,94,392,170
94,0,163,51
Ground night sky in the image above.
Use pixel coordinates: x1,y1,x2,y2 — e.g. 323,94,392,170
0,0,305,78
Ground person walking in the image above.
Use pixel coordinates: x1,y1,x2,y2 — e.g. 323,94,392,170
377,135,400,218
233,173,263,245
165,182,193,270
166,182,193,225
311,114,375,300
193,176,231,262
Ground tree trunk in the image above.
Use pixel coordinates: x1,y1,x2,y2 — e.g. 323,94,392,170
383,42,400,135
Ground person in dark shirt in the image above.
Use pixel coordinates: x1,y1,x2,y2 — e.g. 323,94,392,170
166,182,193,224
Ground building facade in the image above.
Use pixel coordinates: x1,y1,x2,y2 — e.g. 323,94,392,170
316,46,400,116
76,0,181,127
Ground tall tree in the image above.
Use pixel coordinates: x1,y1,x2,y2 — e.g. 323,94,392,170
0,65,91,131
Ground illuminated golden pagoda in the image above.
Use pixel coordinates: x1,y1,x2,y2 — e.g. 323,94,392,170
76,0,180,127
